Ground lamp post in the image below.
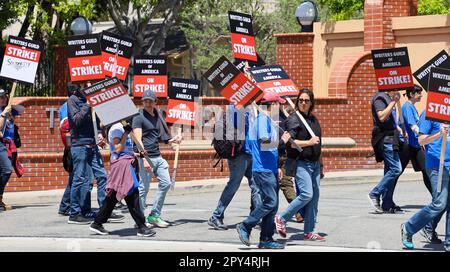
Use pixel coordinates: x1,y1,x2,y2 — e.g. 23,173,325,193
70,16,93,35
295,1,318,32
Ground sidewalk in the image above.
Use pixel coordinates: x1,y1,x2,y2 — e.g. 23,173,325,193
3,168,422,205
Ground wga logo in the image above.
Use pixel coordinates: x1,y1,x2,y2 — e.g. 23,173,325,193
7,59,31,71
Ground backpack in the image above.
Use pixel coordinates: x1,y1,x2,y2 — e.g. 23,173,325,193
211,114,244,169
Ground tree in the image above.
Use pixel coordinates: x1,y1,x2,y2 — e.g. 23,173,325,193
106,0,185,55
316,0,450,21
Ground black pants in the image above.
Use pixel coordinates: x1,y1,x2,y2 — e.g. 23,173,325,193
393,142,432,196
94,189,145,227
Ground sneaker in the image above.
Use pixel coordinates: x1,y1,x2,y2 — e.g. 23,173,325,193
367,194,383,213
401,223,414,249
393,204,404,212
207,217,228,230
107,212,125,222
295,213,304,223
89,223,109,235
304,233,326,241
274,215,287,238
420,229,442,244
258,240,285,249
134,222,153,229
58,210,70,216
445,246,450,252
137,226,156,237
147,215,169,228
383,207,405,214
83,211,97,219
68,215,93,225
236,223,250,246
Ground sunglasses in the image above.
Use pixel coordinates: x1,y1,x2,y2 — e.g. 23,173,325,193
298,98,311,104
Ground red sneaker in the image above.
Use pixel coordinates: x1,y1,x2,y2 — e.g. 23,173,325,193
304,233,326,241
274,215,287,238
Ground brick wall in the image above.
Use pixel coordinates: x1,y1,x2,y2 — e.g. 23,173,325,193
275,33,314,90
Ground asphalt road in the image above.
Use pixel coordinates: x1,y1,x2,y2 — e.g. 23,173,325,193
0,177,445,252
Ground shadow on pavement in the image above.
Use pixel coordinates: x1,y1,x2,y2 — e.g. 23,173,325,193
169,219,207,227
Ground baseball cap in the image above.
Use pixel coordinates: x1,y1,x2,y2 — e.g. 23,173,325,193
141,89,157,101
0,89,7,97
261,92,286,104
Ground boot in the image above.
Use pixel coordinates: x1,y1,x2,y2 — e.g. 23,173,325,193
0,195,12,211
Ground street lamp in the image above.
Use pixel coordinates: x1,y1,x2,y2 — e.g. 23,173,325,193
70,16,92,35
295,1,318,32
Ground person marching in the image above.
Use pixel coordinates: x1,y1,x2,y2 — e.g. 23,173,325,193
279,105,304,223
275,89,325,241
389,85,432,215
368,91,403,213
67,84,123,224
401,113,450,251
89,122,155,237
236,92,290,249
132,89,182,228
207,104,262,230
0,88,20,211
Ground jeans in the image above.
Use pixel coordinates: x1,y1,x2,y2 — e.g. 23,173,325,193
212,153,261,220
393,143,432,195
0,144,12,195
280,160,320,234
406,167,449,247
138,156,171,217
58,169,94,214
58,172,73,214
370,143,402,210
70,146,107,217
242,171,279,242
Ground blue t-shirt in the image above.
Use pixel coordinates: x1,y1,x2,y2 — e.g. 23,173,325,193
248,113,278,174
402,101,420,149
108,123,134,161
419,112,450,168
0,107,19,141
59,102,68,124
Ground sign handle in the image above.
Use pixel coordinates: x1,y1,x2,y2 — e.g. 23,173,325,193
285,97,316,138
396,99,407,138
120,120,156,169
251,101,302,152
437,131,447,193
86,82,100,145
171,127,182,190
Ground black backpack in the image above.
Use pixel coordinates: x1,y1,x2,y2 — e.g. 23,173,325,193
212,115,244,169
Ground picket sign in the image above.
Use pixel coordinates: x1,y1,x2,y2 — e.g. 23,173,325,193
171,126,182,190
424,67,450,192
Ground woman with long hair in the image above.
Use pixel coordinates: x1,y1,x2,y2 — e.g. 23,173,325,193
275,89,325,241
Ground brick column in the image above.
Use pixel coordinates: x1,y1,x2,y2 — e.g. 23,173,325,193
364,0,418,51
274,33,314,90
